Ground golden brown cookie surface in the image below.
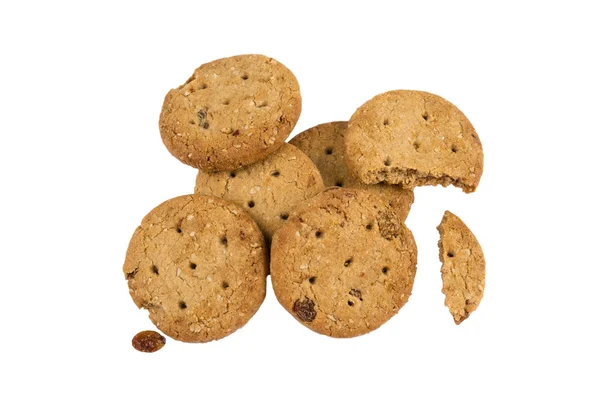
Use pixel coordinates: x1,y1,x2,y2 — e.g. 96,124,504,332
437,210,485,324
290,121,414,221
194,143,324,242
123,195,267,342
159,54,301,171
346,90,483,193
271,188,417,338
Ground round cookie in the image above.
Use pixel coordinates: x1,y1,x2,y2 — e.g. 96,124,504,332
195,143,324,242
289,121,414,221
346,90,483,193
437,210,485,324
123,195,268,342
159,54,302,172
270,188,417,338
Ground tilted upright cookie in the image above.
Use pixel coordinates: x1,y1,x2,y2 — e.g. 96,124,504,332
123,195,268,342
160,54,301,172
290,121,414,221
195,143,324,242
346,90,483,193
437,210,485,324
271,188,417,338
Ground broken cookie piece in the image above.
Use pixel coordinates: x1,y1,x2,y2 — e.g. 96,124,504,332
289,121,414,221
437,210,485,324
345,90,483,193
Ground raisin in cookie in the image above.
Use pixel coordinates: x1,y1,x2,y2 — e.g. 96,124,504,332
346,90,483,192
290,121,414,221
195,143,324,242
160,54,301,171
123,195,268,342
271,188,417,338
437,210,485,324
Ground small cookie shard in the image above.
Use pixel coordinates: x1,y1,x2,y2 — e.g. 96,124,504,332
271,188,417,338
346,90,483,193
123,195,268,342
437,211,485,324
195,143,324,242
289,121,414,221
159,54,301,172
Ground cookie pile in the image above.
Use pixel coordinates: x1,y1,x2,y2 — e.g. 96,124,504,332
123,54,486,349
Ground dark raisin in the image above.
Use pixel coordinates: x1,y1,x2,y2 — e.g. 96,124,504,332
349,289,362,300
132,331,166,353
232,129,240,136
293,297,316,322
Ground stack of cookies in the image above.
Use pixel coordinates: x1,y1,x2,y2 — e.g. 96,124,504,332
123,54,486,350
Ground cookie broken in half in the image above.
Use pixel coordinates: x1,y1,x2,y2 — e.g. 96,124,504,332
437,210,485,324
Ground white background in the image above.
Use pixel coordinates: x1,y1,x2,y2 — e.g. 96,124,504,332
1,1,599,396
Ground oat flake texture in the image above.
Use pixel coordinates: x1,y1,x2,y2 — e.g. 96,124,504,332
159,54,301,172
123,195,268,342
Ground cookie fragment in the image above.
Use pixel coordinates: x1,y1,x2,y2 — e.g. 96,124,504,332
289,121,414,221
346,90,483,193
437,210,485,324
132,330,166,353
195,143,324,241
271,188,417,338
123,195,268,342
159,54,301,171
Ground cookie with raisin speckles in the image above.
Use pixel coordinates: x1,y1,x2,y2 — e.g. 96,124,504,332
289,121,414,221
437,210,485,324
160,54,301,172
346,90,483,193
123,195,268,342
195,143,324,242
270,188,417,338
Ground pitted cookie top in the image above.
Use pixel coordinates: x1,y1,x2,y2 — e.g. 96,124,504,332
195,143,324,242
346,90,483,192
160,54,301,172
123,195,268,342
271,188,417,338
290,121,414,221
